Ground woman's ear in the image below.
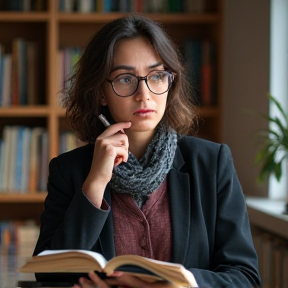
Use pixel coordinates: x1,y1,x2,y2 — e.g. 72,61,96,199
99,87,108,106
100,95,107,106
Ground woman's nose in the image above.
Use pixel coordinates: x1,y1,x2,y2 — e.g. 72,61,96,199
134,79,151,101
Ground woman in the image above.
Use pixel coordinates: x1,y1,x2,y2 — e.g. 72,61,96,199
34,15,261,288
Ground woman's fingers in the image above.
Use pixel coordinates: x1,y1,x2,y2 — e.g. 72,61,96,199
104,133,130,159
76,273,110,288
87,271,121,288
74,272,180,288
97,128,129,158
82,122,131,206
114,274,179,288
99,121,131,138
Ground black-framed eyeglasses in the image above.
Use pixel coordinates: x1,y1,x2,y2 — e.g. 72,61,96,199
106,70,176,97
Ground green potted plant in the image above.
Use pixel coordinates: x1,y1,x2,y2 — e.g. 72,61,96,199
255,94,288,214
255,94,288,183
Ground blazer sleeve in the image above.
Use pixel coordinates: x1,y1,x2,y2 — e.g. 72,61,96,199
33,155,110,256
190,144,261,288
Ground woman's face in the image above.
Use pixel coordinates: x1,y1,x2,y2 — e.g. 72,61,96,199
101,37,169,136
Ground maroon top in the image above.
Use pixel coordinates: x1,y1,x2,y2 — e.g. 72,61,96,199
111,178,172,262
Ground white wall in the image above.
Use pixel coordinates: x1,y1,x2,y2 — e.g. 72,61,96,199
223,0,270,196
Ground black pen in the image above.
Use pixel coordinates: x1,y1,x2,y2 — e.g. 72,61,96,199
98,114,111,128
98,114,125,134
98,114,128,164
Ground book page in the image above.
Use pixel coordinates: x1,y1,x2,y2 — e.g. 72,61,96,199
105,254,194,286
38,250,107,268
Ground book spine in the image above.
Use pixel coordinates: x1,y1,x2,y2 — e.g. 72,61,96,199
59,130,78,154
78,0,94,12
63,0,74,12
14,126,24,191
7,126,18,191
96,0,104,12
103,0,112,12
0,54,4,106
184,0,205,13
11,39,20,105
38,130,49,192
26,42,39,105
134,0,143,13
18,38,28,105
0,127,9,191
21,127,32,193
28,127,43,192
201,40,215,106
2,54,12,106
0,138,5,192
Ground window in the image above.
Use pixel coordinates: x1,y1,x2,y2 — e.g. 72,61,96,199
269,0,288,199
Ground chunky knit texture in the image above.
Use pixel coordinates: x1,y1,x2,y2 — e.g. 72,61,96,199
109,124,178,208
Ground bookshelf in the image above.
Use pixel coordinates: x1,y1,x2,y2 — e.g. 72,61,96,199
0,0,223,222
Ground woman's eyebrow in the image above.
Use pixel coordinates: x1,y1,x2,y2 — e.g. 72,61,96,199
110,62,163,74
110,65,134,73
149,62,163,69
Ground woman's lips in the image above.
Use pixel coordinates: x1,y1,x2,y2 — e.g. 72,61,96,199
133,109,155,115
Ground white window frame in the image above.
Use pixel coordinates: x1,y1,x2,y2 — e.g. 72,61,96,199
269,0,288,200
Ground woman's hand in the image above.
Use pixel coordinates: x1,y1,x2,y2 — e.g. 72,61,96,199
73,271,183,288
82,122,131,207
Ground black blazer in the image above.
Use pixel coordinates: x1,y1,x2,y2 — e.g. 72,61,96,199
34,136,261,287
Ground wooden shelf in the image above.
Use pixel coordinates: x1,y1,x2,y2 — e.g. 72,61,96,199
0,106,51,117
55,107,66,117
0,12,49,21
57,12,220,24
0,193,47,203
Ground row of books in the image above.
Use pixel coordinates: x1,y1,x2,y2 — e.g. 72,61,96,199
252,226,288,288
59,130,79,154
0,43,82,107
58,0,215,13
0,126,79,193
0,126,49,193
0,0,46,11
0,39,40,107
0,220,39,249
57,47,83,93
181,39,216,106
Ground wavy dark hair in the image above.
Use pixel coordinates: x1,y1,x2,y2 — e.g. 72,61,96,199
62,14,199,143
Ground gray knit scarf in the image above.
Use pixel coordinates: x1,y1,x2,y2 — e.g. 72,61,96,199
109,124,178,209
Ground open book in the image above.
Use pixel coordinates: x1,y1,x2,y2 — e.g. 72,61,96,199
19,249,196,286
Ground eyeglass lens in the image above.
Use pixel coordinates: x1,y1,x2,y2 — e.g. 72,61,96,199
112,70,173,97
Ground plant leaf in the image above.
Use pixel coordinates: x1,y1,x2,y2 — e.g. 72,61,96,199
274,162,282,181
268,93,288,126
255,93,288,183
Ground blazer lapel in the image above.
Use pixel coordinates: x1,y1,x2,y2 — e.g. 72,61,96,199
168,146,191,265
